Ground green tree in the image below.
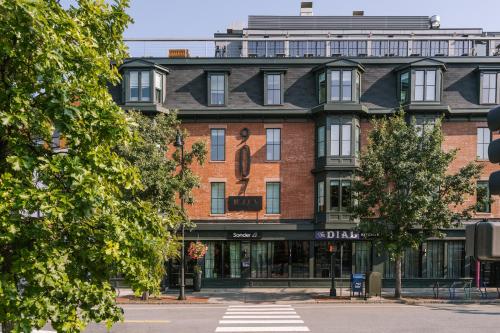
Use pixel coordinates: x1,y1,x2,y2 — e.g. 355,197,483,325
117,111,207,298
351,111,482,298
0,1,172,332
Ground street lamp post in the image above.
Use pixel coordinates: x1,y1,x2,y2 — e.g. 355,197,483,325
174,132,186,301
329,243,337,297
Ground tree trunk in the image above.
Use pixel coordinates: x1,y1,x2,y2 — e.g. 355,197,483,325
394,254,402,299
2,321,14,333
141,291,149,301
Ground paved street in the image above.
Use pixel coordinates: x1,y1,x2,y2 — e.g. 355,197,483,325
64,303,500,333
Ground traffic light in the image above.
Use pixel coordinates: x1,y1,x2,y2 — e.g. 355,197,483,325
487,105,500,194
465,221,500,260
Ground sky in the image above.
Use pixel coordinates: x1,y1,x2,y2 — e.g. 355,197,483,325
123,0,500,38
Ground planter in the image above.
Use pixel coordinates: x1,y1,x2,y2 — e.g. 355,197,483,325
193,270,202,292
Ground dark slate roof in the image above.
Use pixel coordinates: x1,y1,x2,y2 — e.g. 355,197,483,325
247,15,431,30
112,57,500,116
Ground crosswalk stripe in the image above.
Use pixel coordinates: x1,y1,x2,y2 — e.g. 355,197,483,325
228,305,292,308
224,312,297,315
219,320,304,324
226,308,295,311
216,304,309,333
215,327,310,332
223,315,301,319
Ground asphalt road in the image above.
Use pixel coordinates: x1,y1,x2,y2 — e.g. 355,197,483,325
71,304,500,333
42,303,500,333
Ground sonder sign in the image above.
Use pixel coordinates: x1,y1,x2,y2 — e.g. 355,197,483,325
228,232,262,240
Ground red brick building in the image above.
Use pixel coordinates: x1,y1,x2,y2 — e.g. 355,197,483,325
113,9,500,288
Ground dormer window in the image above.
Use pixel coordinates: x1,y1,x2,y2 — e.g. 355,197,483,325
480,72,498,104
129,71,150,102
206,71,230,106
120,60,169,109
314,60,364,105
414,69,437,102
331,70,351,102
154,72,164,104
395,60,445,105
261,68,286,106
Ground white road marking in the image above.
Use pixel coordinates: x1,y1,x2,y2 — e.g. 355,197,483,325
219,320,304,324
215,327,310,332
226,308,295,311
223,315,301,319
225,311,297,315
216,304,309,332
228,305,292,308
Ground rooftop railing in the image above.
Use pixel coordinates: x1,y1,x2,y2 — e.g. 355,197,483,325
124,38,500,58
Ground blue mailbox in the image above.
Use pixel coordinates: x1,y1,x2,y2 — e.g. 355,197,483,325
351,273,365,296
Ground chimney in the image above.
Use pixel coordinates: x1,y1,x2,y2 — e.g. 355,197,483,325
353,10,364,16
300,1,313,16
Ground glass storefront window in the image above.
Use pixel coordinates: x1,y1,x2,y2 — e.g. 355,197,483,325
447,241,465,278
314,241,352,278
425,241,444,278
271,241,289,278
205,242,223,278
354,241,371,274
223,241,241,278
251,242,270,278
291,241,310,278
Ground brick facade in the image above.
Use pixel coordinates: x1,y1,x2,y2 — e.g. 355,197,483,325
182,121,315,220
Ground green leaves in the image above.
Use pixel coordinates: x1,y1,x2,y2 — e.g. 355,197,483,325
0,1,177,332
352,111,482,255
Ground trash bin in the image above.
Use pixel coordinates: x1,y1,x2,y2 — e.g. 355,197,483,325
366,271,382,297
351,273,365,297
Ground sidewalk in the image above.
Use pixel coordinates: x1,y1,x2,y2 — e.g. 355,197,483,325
116,287,500,304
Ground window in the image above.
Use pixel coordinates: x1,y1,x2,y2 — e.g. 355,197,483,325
266,128,281,161
211,182,225,214
317,126,325,157
248,41,285,57
415,116,436,137
318,72,327,103
129,70,150,102
208,74,226,105
446,241,465,278
412,40,448,56
265,74,282,105
454,40,473,56
290,41,325,57
477,181,491,213
400,72,410,104
210,128,225,161
481,73,497,104
425,241,445,278
317,181,325,213
290,241,309,278
355,125,360,156
330,179,352,211
330,40,367,57
248,41,266,57
154,72,163,104
266,182,280,214
266,41,285,57
371,40,408,56
330,180,340,210
414,70,437,101
330,123,351,156
477,128,491,160
330,70,352,102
